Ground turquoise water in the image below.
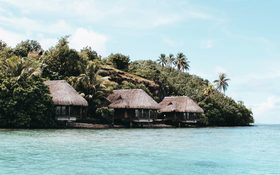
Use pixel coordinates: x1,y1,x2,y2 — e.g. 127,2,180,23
0,125,279,175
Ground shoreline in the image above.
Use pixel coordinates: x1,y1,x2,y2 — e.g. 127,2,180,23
0,123,256,130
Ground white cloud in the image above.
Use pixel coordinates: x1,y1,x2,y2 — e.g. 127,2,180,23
1,0,223,29
0,27,24,47
252,96,280,124
38,37,57,50
254,96,280,115
0,26,108,54
69,28,108,55
0,15,73,35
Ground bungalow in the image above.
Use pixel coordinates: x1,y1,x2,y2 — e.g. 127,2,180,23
44,80,88,121
159,96,204,126
107,89,160,127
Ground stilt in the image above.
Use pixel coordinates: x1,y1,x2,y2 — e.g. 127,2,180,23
112,113,115,127
68,106,71,121
125,110,131,128
80,107,82,118
148,110,151,127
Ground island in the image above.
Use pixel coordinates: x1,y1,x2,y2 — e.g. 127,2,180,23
0,37,254,128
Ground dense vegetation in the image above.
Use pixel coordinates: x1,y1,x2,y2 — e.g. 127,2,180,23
0,37,253,128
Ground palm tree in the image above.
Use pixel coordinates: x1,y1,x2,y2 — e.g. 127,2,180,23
175,52,190,72
2,56,41,80
203,84,214,96
68,62,107,115
214,73,230,94
157,54,167,67
167,54,175,68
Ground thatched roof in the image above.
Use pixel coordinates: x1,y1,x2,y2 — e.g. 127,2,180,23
44,80,88,106
107,89,160,109
159,96,204,113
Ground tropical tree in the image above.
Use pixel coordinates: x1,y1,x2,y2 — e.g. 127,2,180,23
68,62,108,116
214,73,230,94
0,40,7,50
80,46,100,61
1,56,41,80
175,52,190,72
14,40,43,57
167,54,175,68
41,36,85,79
0,76,55,128
203,84,215,96
107,53,130,71
157,54,167,67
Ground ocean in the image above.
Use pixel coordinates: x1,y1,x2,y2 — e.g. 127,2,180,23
0,125,279,175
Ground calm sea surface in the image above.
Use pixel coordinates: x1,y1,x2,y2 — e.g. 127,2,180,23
0,125,279,175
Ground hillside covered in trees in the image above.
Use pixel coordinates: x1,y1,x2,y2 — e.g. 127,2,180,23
0,37,254,128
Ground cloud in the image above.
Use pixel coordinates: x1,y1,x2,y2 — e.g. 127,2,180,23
254,96,280,115
0,15,73,35
69,28,108,55
1,0,223,30
0,27,24,46
0,26,108,54
252,96,280,124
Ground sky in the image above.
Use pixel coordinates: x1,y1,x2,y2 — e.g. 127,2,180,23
0,0,279,124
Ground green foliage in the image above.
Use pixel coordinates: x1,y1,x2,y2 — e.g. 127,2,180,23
157,54,167,67
14,40,42,57
129,60,253,126
214,73,230,94
67,61,111,117
0,40,7,50
157,52,190,72
80,46,100,61
107,53,130,71
96,107,114,118
175,52,190,72
120,81,154,98
0,37,253,128
0,76,55,128
41,36,86,79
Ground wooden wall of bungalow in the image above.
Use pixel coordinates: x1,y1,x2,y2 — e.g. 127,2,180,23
45,80,88,122
107,89,160,127
159,96,204,127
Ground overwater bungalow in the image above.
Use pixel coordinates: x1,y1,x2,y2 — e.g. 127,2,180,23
159,96,204,126
45,80,88,121
107,89,160,127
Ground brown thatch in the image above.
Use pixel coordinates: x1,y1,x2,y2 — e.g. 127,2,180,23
107,89,160,109
159,96,204,113
44,80,88,106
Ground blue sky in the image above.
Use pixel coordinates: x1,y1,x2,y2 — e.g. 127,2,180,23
0,0,279,124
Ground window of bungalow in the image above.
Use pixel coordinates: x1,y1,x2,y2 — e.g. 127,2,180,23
61,106,66,116
135,109,140,118
143,110,149,119
56,106,61,115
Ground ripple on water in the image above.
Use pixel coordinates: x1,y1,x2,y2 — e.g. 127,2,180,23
0,125,280,175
